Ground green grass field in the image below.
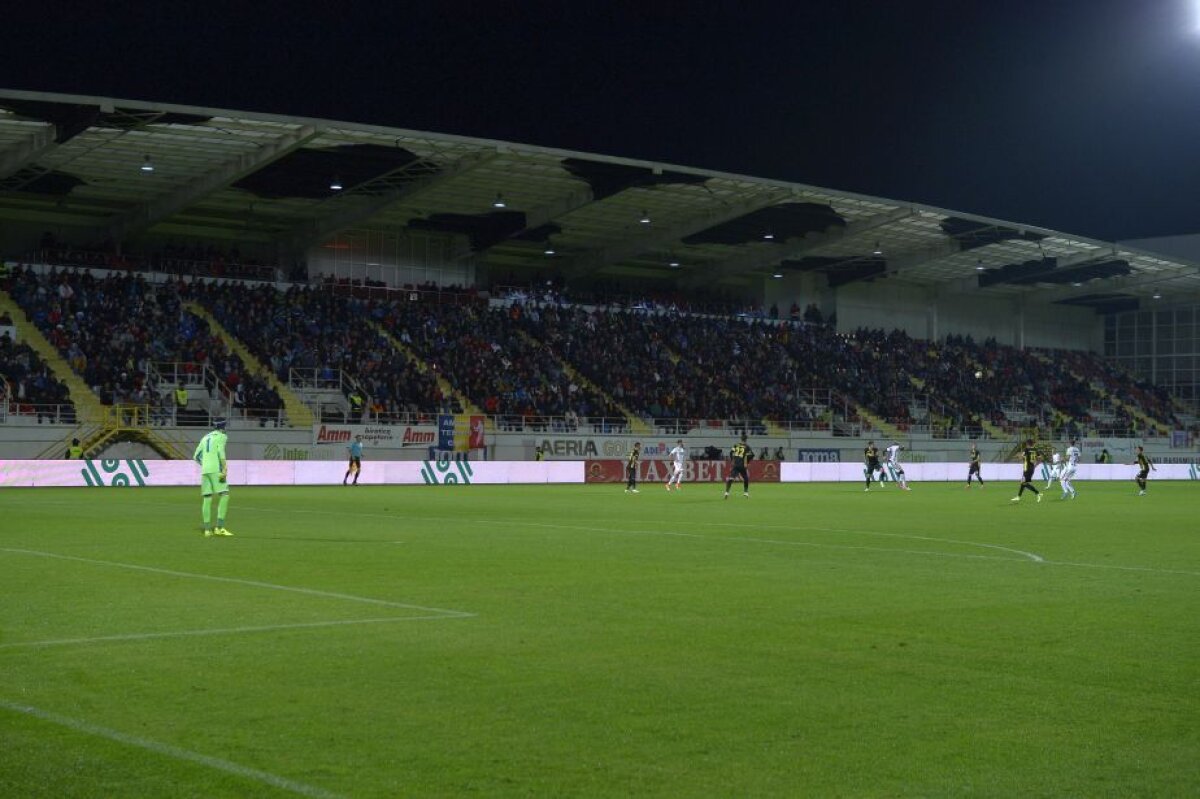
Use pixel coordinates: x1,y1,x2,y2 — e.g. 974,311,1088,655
1,480,1197,798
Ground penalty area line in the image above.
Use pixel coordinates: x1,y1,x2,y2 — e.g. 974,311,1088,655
0,615,463,652
0,548,475,618
479,519,1042,564
0,698,343,799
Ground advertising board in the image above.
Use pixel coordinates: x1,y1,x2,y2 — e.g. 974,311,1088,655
584,459,782,483
0,460,584,487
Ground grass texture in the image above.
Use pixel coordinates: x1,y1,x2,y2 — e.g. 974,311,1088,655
1,479,1197,797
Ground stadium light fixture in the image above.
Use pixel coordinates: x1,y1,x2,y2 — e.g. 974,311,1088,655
1071,282,1082,287
329,176,343,191
873,241,882,256
763,232,775,240
975,260,985,271
543,243,556,256
1153,292,1162,299
669,261,680,268
772,272,783,279
492,193,507,209
140,155,154,173
639,210,651,224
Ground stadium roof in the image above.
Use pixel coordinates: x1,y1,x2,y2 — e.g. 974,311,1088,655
2,88,1198,311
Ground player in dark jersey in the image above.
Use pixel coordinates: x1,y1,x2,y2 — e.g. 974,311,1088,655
966,443,984,488
1011,439,1042,503
724,435,752,499
625,442,641,494
863,441,882,491
1132,446,1155,496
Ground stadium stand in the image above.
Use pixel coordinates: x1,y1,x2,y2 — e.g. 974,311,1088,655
0,327,75,423
6,260,1186,441
188,281,456,424
6,266,282,425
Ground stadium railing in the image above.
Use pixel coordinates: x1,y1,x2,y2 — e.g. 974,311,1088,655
31,248,280,282
321,280,479,306
2,402,78,425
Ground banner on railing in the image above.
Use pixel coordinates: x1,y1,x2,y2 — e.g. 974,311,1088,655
795,448,840,463
468,415,487,449
311,423,436,447
437,414,456,451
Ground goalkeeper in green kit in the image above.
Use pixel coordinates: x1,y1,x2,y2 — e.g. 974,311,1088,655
194,418,232,537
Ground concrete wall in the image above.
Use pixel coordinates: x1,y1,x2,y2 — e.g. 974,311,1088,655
306,228,474,288
834,281,1102,351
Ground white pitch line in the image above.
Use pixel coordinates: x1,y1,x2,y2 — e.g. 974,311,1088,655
0,548,475,618
0,615,462,651
480,519,1045,564
1039,559,1200,577
0,699,343,799
13,499,1198,577
687,520,1047,562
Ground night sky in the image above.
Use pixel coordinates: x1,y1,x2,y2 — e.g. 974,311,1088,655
6,1,1200,241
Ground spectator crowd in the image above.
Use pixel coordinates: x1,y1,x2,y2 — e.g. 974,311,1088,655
3,261,1190,439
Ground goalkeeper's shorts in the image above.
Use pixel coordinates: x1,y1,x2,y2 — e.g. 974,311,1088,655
201,473,229,496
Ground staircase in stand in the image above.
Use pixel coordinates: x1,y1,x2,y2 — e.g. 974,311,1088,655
0,289,105,419
185,303,313,427
369,321,482,415
38,406,190,460
513,330,650,433
852,403,900,440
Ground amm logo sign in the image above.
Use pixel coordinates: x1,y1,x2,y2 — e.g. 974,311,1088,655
420,460,474,485
82,459,149,487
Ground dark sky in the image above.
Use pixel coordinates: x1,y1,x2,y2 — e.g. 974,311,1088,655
6,1,1200,241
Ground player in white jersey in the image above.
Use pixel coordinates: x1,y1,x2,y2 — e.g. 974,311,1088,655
885,443,911,491
1059,440,1080,499
665,439,687,491
1044,450,1062,488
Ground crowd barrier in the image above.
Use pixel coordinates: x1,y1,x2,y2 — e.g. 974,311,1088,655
1,460,1195,489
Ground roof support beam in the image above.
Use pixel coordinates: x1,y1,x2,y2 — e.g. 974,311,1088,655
0,125,57,182
476,185,596,260
564,191,787,280
681,206,913,288
107,124,322,242
281,152,499,252
1036,257,1199,303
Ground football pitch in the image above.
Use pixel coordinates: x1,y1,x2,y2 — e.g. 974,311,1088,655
1,480,1197,798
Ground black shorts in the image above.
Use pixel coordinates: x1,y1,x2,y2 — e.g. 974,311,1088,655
866,459,881,472
730,464,749,481
1023,468,1036,483
1137,468,1149,480
968,462,980,474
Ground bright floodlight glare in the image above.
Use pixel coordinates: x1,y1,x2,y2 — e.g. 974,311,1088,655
772,272,783,278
